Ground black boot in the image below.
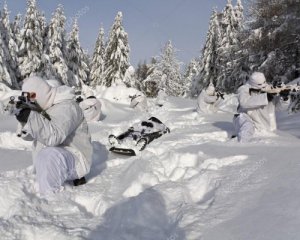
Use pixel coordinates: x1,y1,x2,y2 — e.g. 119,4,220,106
73,177,86,186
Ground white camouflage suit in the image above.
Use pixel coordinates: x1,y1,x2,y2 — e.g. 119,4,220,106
234,72,280,142
130,94,148,111
197,83,221,114
21,77,93,194
79,97,102,122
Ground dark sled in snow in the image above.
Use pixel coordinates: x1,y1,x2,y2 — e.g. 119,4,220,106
108,117,170,156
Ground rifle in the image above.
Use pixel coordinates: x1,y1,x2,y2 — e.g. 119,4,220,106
271,81,300,100
215,89,225,100
76,95,84,103
129,94,143,101
271,81,300,91
249,81,300,101
4,92,51,121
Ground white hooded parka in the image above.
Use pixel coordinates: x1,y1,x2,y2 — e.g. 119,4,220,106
22,77,93,178
237,83,277,132
130,94,148,111
197,90,219,114
79,97,102,122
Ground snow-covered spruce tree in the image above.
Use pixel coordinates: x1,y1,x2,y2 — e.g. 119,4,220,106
234,0,244,29
193,10,222,96
221,0,247,92
18,0,44,80
184,58,201,98
297,36,300,78
44,4,68,85
103,12,130,87
1,2,18,66
280,0,300,81
135,60,150,91
142,41,183,97
216,0,243,92
38,11,47,39
159,40,183,96
136,61,149,82
90,26,105,87
0,1,19,88
232,0,249,73
246,0,300,82
142,57,163,97
82,49,91,85
0,30,15,87
11,14,22,49
39,10,55,81
66,19,89,87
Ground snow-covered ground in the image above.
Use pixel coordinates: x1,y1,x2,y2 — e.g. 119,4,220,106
1,87,300,240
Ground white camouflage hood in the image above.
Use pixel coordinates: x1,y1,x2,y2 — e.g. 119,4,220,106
22,76,57,110
22,76,75,110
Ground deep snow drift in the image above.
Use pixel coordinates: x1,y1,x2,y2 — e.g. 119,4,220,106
0,86,300,240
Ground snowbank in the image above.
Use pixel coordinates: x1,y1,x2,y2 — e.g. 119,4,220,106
95,85,144,105
0,85,300,239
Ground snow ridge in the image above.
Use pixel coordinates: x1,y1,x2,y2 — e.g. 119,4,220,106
1,96,300,239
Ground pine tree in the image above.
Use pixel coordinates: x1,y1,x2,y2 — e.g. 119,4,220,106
0,1,19,88
136,61,149,82
296,36,300,77
19,0,44,80
103,12,130,87
66,19,89,87
234,0,244,28
143,41,183,97
221,0,247,92
160,40,183,96
142,57,162,97
1,2,18,62
45,4,68,85
90,26,105,87
135,60,150,91
216,0,240,91
227,0,249,91
38,10,47,40
185,58,201,98
0,30,14,87
247,0,300,81
193,0,246,94
82,48,91,84
193,10,222,95
11,14,22,48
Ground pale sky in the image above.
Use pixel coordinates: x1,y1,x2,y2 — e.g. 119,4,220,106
5,0,244,67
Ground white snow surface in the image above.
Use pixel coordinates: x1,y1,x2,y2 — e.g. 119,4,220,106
0,86,300,240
